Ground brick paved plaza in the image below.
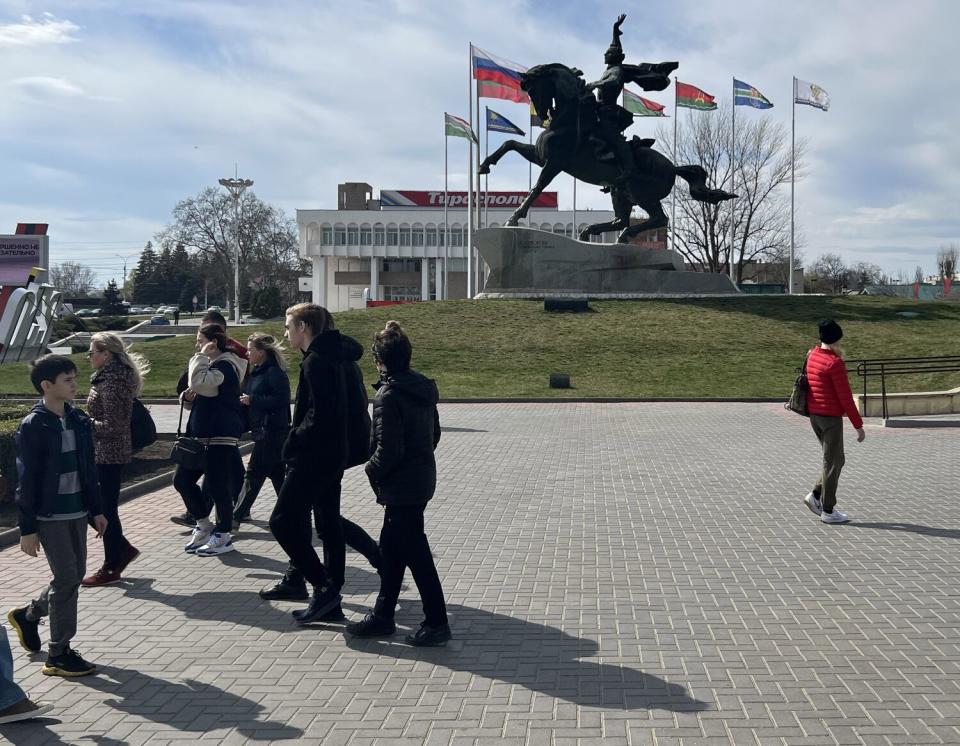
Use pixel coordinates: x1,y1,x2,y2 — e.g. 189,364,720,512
1,403,958,745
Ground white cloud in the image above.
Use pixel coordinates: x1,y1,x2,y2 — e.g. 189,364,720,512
10,75,85,97
0,13,79,46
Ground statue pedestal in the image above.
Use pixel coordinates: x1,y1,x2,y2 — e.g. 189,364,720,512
473,227,739,297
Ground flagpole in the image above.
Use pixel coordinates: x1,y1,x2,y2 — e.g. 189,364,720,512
790,76,796,295
671,76,678,253
484,108,489,229
467,43,474,298
444,123,449,301
475,77,482,291
572,177,577,239
730,77,736,284
528,123,534,228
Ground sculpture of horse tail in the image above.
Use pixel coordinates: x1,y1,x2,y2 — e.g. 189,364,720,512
674,164,737,204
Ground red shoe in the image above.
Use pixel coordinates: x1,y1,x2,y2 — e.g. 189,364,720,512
115,545,141,575
81,566,121,587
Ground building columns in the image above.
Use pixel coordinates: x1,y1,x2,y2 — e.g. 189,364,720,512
435,257,444,301
311,256,326,307
369,258,379,301
421,260,430,301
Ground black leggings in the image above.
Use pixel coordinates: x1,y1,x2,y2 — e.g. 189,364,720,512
98,463,132,569
174,445,239,533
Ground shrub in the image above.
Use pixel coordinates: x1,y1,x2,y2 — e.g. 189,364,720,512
251,286,284,319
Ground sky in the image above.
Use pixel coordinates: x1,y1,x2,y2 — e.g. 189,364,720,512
0,0,957,285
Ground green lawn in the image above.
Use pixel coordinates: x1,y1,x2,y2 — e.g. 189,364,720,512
1,297,957,399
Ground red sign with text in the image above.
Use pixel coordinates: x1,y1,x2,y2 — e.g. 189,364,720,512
380,190,558,210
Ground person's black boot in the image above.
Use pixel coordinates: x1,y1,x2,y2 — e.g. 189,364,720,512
170,512,195,528
259,575,308,601
346,613,396,638
7,607,41,653
292,585,342,624
405,622,452,647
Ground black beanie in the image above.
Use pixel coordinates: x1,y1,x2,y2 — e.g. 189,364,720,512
818,319,843,344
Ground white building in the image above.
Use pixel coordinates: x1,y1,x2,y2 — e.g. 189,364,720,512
297,182,624,311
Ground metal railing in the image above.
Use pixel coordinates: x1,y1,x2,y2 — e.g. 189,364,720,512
853,355,960,420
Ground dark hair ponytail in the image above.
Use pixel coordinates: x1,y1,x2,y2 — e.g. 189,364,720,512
199,323,229,353
372,320,412,372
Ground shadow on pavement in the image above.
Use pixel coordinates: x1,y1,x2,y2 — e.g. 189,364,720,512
0,718,68,745
74,665,302,741
344,603,710,712
848,522,960,540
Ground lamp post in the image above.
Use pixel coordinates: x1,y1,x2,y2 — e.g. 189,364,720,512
218,176,254,325
115,254,137,302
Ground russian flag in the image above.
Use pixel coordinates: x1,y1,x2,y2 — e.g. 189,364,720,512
472,45,528,103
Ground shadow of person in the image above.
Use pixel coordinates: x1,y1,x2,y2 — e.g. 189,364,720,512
847,522,960,540
343,604,710,712
74,665,303,740
0,719,67,745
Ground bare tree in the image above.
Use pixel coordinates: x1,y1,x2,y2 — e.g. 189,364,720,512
49,261,98,297
914,265,924,285
848,261,883,291
155,187,303,308
655,102,806,281
937,244,958,280
809,253,848,294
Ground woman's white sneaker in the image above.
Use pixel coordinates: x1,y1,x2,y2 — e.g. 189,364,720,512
821,509,850,524
196,532,235,555
184,525,212,553
803,492,822,515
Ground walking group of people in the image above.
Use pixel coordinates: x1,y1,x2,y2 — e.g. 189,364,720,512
1,312,865,725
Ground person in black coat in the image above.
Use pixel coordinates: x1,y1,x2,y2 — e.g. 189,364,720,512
346,321,451,647
233,333,291,525
267,303,379,623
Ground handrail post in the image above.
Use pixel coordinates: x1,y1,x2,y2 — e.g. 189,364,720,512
880,363,887,420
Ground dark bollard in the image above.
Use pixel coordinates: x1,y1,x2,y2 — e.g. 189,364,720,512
544,298,589,313
549,373,571,389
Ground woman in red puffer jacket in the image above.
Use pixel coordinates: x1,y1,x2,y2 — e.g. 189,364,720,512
802,319,866,525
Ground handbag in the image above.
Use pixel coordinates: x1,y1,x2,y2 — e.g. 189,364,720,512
130,398,157,451
169,401,207,470
785,350,811,417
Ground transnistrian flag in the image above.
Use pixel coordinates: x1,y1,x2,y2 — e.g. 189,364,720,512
445,113,478,143
676,81,717,110
733,78,773,109
623,88,666,116
472,45,529,103
794,78,830,111
486,108,525,135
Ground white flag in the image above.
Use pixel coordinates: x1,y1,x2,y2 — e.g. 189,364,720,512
794,79,830,111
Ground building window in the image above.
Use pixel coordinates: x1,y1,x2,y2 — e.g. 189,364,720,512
383,286,420,302
451,228,463,247
400,227,411,246
383,259,421,272
334,227,347,246
347,227,359,246
426,228,437,247
437,228,445,247
387,227,398,246
360,227,372,245
412,228,424,247
322,227,333,245
374,226,385,246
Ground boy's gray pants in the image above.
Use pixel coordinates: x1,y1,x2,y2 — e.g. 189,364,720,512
26,516,87,657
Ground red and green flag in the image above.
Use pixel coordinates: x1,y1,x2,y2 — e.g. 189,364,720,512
623,88,666,117
444,113,478,143
676,81,717,110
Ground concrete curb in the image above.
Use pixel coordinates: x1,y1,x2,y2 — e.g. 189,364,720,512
0,441,255,549
2,396,789,405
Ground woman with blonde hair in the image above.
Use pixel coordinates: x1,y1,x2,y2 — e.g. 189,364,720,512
233,333,291,526
81,332,150,586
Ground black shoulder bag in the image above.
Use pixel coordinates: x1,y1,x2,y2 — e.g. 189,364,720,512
785,351,811,417
169,401,207,470
130,398,157,451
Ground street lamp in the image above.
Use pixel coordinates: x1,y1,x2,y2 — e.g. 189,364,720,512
116,254,138,302
218,176,254,324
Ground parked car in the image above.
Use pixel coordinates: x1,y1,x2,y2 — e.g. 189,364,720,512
140,307,156,314
206,305,222,313
149,315,171,325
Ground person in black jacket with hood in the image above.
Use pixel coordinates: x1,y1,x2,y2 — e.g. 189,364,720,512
269,303,379,623
346,321,451,647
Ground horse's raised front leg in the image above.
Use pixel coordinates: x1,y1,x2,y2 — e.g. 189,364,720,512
617,201,668,243
479,141,543,175
506,163,561,226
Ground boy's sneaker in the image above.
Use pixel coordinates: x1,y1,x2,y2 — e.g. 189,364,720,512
196,532,235,555
81,566,121,587
821,509,850,524
346,613,396,638
405,622,452,647
7,607,41,653
184,525,212,553
170,511,195,527
0,698,54,724
803,492,822,516
42,648,96,677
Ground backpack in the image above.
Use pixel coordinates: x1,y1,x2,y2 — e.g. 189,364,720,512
130,398,158,450
345,362,371,468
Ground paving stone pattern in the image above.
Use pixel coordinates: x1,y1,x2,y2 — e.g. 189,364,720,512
1,403,958,745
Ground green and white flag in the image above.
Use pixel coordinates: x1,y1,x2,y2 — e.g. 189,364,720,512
444,113,478,142
623,89,667,117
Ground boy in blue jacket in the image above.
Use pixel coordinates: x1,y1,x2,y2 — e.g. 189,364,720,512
6,355,107,677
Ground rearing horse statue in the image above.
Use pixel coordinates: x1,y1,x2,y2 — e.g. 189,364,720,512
478,63,737,243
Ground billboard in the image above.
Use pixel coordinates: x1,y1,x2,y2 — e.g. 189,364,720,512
0,235,48,284
380,190,558,210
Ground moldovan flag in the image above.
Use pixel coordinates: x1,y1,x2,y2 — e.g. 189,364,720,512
794,79,830,111
472,46,529,103
623,89,666,116
676,81,717,110
445,113,478,143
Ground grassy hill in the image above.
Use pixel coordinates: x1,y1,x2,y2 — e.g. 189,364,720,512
0,297,957,399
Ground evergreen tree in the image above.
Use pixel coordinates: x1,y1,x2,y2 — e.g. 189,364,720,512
132,241,160,303
100,279,125,315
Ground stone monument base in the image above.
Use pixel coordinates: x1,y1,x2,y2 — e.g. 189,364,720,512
474,227,739,296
